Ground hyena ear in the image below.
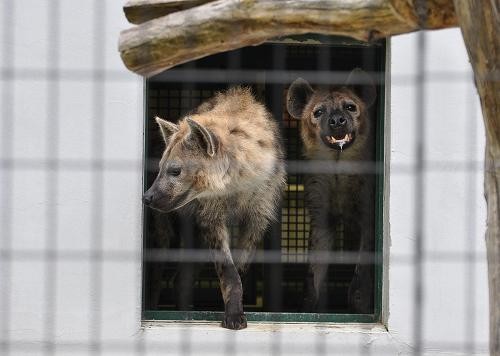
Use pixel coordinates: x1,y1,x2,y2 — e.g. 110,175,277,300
345,68,377,108
287,77,314,119
186,118,218,157
155,116,179,145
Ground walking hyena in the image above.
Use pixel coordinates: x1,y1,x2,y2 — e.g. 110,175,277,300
143,87,286,329
286,69,377,313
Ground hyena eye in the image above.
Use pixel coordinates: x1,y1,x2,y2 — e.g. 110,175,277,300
313,109,324,118
345,104,357,112
167,167,181,176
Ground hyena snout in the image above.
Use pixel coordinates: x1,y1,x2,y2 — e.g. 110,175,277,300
142,188,155,206
143,181,190,212
328,113,347,128
142,183,169,210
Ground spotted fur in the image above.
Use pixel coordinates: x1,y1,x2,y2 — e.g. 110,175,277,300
144,87,286,329
287,70,377,313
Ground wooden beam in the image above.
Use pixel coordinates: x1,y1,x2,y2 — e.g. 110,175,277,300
453,1,500,355
123,0,214,24
118,0,457,77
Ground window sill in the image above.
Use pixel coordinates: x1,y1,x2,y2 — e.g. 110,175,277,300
139,321,406,354
142,320,388,333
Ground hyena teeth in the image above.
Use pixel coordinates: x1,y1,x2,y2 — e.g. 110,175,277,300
327,134,351,145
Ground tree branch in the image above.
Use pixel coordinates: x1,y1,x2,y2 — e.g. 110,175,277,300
124,0,214,24
118,0,457,77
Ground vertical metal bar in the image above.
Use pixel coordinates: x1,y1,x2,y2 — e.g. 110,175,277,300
89,1,106,354
224,49,241,356
413,31,427,356
0,0,15,355
464,74,477,354
270,43,286,356
43,1,61,354
315,42,330,356
180,62,196,356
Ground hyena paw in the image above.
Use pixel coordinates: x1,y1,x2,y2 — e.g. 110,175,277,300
221,313,247,330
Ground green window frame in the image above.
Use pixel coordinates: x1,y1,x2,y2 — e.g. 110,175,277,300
142,35,386,324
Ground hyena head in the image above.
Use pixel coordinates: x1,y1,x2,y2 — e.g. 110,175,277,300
143,116,224,212
287,69,376,153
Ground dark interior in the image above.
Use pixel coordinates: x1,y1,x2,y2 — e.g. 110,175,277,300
143,37,385,315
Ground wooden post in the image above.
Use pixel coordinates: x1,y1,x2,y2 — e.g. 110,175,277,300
453,1,500,354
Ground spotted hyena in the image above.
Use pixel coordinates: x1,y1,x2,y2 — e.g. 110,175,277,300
286,69,377,313
143,87,286,329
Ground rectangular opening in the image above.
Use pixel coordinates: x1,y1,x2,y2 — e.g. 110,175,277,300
143,36,386,323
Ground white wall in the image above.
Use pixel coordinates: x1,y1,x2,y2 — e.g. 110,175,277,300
0,0,144,353
0,1,489,355
389,30,488,353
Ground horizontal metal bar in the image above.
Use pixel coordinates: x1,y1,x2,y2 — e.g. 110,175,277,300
0,248,486,264
2,67,496,84
0,68,136,82
149,69,492,85
0,158,485,173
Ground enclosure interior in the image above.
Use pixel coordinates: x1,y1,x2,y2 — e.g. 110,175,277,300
143,37,385,317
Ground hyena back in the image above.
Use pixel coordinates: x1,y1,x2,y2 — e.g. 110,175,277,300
143,87,286,329
287,70,377,313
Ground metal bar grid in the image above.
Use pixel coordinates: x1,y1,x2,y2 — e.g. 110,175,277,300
0,2,489,355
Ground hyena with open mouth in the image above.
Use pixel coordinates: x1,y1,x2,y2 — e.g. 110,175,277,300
143,87,285,329
287,69,377,313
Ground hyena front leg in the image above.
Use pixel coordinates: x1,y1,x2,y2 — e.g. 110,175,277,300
233,205,273,273
304,176,334,312
348,226,375,313
305,225,334,312
200,220,247,330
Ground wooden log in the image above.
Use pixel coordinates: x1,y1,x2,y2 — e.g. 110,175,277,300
123,0,214,24
118,0,457,77
453,1,500,354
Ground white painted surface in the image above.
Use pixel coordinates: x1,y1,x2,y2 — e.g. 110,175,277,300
0,1,488,355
